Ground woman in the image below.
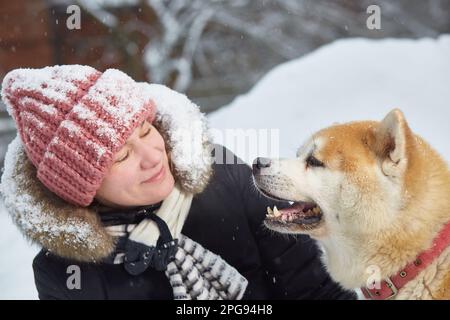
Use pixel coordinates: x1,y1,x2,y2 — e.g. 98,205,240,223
1,65,355,300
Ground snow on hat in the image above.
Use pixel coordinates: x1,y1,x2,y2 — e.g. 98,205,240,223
1,65,156,207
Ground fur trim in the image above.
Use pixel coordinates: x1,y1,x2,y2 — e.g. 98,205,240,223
1,137,116,262
0,85,213,262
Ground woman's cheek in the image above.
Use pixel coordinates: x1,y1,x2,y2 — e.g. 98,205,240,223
111,166,136,190
121,172,139,190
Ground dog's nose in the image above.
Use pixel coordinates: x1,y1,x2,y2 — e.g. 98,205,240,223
252,157,271,174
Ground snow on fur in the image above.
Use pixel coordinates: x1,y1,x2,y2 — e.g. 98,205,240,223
0,136,100,248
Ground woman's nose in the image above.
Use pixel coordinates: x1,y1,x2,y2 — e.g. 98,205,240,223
138,143,161,170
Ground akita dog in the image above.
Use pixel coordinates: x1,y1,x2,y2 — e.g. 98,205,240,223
252,109,450,299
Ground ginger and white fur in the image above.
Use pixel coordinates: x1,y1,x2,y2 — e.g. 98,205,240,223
255,109,450,299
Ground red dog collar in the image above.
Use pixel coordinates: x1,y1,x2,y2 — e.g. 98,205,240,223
362,221,450,300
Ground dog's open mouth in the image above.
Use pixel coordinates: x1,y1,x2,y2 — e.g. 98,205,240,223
266,202,322,226
260,189,323,231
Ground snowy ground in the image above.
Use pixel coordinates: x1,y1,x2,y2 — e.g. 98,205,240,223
1,35,449,299
0,201,40,299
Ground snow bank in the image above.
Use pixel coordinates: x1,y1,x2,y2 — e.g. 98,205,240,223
208,35,450,164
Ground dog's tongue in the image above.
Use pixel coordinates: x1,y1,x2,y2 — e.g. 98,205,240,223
278,202,306,215
271,201,322,224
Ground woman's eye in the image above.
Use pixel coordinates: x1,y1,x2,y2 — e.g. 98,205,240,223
114,126,150,163
141,127,151,137
306,155,324,168
116,151,129,163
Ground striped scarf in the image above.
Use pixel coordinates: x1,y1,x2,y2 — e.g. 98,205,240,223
102,184,248,300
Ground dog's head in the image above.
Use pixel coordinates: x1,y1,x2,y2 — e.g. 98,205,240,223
253,109,420,240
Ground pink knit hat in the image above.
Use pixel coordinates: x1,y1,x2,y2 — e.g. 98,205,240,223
1,65,157,207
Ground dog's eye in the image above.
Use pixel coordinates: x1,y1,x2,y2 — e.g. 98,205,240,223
306,155,324,168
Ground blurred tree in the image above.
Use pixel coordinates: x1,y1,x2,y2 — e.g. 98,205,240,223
74,0,450,111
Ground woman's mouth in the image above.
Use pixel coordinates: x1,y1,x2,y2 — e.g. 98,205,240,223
142,165,166,184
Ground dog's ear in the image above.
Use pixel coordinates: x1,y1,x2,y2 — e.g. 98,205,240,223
370,109,412,179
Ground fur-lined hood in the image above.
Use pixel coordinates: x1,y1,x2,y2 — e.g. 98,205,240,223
1,84,213,263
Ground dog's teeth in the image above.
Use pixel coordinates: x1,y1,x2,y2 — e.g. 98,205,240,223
273,206,281,217
267,206,273,216
289,201,294,205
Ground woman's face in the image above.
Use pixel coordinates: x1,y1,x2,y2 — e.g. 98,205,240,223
95,120,175,209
